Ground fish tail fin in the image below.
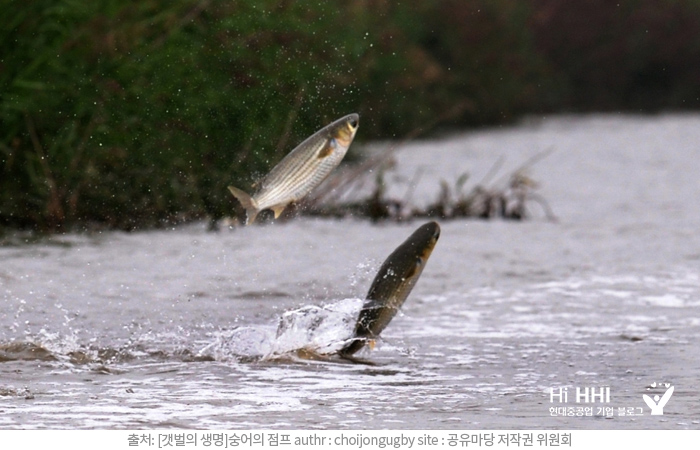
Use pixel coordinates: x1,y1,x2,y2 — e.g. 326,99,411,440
228,186,259,225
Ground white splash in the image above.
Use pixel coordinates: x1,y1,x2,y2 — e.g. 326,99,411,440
198,298,363,361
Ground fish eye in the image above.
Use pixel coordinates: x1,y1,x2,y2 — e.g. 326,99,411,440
348,117,358,128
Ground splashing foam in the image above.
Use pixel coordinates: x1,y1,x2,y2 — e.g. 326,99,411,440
199,298,363,361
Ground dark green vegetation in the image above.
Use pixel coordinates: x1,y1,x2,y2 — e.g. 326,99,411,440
3,0,700,231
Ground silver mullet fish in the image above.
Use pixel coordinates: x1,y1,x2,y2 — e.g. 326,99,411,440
339,221,441,359
229,113,359,225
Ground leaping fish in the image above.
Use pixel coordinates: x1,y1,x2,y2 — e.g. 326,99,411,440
229,113,359,225
338,221,441,360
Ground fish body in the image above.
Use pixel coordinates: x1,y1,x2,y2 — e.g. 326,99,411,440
339,221,441,358
229,113,359,224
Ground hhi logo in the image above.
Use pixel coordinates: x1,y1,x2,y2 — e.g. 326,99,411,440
643,383,674,415
550,386,611,403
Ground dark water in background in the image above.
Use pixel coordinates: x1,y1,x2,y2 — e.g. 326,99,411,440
1,115,699,429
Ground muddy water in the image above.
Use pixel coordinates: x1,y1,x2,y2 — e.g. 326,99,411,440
1,115,699,429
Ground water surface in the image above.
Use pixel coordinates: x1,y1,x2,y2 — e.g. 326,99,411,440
2,115,699,429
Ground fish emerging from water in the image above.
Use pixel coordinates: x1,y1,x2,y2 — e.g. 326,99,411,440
229,113,359,225
338,221,441,361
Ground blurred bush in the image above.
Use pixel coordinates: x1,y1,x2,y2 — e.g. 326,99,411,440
1,0,372,230
2,0,700,231
529,0,700,110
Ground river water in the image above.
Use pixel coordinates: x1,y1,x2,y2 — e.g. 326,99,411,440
1,114,699,429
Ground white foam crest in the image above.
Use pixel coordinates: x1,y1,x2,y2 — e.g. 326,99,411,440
198,298,363,361
29,328,85,360
198,326,276,361
268,298,362,356
642,294,685,308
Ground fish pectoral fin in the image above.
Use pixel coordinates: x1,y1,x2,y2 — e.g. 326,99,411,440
405,264,418,279
318,142,335,158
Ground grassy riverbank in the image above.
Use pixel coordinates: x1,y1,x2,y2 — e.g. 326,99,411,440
3,0,700,231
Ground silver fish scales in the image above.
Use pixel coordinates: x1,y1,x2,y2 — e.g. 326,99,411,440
229,114,359,225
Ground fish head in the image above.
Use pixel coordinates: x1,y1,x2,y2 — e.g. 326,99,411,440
390,221,441,276
410,221,441,265
381,221,440,292
331,113,359,148
364,221,441,318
